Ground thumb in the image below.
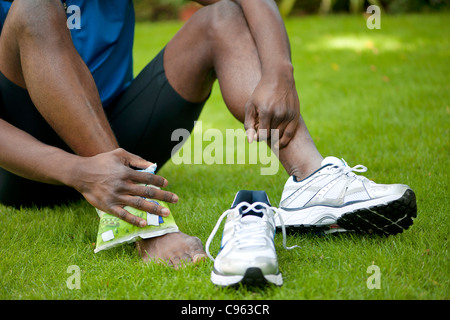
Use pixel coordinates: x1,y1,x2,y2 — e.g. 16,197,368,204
117,148,153,170
244,101,258,144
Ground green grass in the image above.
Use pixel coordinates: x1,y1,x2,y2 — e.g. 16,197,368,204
1,13,449,300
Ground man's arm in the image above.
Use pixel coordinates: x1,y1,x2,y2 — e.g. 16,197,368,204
232,0,299,149
0,0,117,156
0,117,177,227
195,0,299,149
0,118,81,187
0,0,177,226
231,0,292,73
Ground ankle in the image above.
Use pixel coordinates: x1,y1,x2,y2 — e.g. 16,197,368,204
289,160,322,181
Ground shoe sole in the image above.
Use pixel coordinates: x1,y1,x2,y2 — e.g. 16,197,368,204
277,189,417,236
210,267,283,287
336,189,417,235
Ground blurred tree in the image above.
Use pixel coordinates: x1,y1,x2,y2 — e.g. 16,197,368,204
134,0,185,21
279,0,297,17
133,0,450,20
278,0,448,16
384,0,449,13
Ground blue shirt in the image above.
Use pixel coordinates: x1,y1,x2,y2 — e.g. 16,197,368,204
0,0,135,107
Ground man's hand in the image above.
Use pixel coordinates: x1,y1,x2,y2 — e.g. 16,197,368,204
225,0,300,150
244,71,300,149
70,148,179,227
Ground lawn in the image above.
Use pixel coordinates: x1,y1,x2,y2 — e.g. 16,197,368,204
0,13,448,301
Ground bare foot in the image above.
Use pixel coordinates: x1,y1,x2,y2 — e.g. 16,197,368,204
136,232,207,268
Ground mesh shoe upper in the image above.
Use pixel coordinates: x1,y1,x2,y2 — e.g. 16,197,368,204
280,156,410,210
277,157,416,235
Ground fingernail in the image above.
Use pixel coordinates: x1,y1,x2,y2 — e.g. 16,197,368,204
246,129,255,144
139,220,147,227
162,208,170,216
246,130,252,144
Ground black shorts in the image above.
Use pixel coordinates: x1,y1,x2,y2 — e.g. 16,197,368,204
0,48,206,207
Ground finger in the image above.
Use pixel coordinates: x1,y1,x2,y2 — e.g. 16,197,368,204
278,118,299,149
130,184,179,204
269,106,286,131
257,108,271,142
116,148,153,170
129,170,168,188
244,101,258,144
246,128,257,145
268,113,286,145
142,199,171,217
110,205,147,227
120,195,171,217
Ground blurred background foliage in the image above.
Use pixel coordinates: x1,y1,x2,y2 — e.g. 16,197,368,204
133,0,450,21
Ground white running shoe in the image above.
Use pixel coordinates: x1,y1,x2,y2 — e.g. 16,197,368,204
206,190,297,287
276,156,417,235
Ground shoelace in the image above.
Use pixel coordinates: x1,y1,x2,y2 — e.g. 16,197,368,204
205,201,298,261
335,159,368,181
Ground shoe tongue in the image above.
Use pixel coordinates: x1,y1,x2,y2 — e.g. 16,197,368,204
321,156,345,167
241,214,262,224
237,202,265,219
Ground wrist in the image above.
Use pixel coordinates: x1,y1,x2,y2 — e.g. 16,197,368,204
59,153,86,191
262,61,294,82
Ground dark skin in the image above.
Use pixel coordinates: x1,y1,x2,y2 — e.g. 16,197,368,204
0,0,323,267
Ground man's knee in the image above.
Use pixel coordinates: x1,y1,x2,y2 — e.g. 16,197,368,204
0,0,72,87
6,0,67,38
200,0,248,38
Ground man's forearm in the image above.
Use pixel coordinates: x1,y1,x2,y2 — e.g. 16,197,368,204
0,118,79,187
1,0,118,157
232,0,293,76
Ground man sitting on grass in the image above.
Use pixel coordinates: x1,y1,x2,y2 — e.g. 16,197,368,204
0,0,416,267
